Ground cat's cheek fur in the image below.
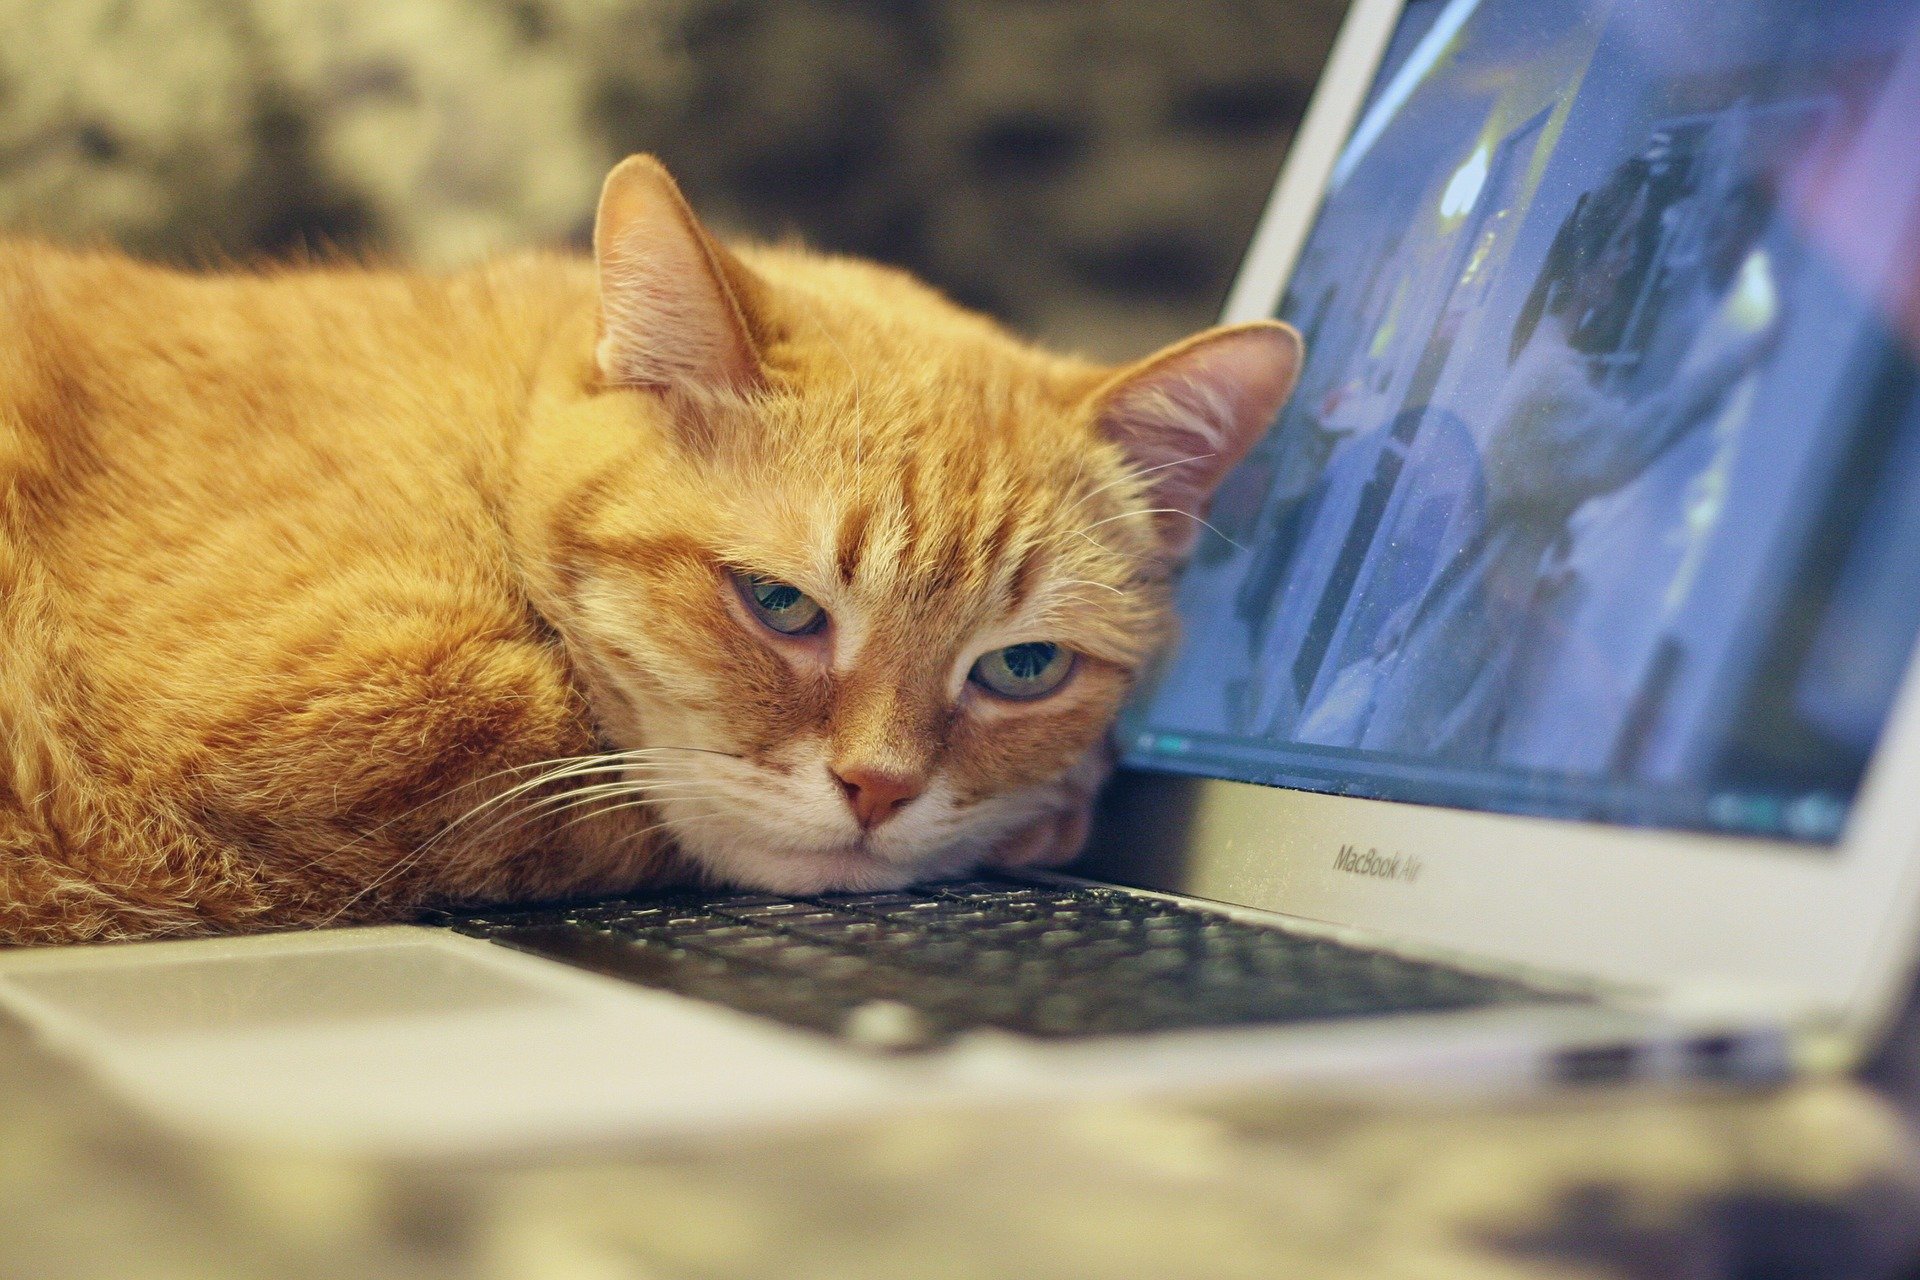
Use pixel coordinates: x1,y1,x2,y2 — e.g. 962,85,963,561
984,740,1115,870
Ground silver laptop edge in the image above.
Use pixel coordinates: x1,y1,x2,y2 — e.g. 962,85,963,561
1088,0,1920,1067
5,0,1918,1154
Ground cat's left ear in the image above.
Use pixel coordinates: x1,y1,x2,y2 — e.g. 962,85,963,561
1088,320,1304,554
592,154,768,394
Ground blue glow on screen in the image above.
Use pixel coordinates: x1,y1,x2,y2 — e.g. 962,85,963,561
1123,0,1920,845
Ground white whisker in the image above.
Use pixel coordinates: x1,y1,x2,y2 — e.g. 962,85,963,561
473,780,727,847
412,757,628,854
606,808,732,853
1051,577,1126,597
1063,452,1215,516
292,751,619,874
1078,506,1245,552
553,793,732,838
406,745,741,861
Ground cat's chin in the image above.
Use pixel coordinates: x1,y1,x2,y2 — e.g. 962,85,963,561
673,830,977,897
697,845,926,896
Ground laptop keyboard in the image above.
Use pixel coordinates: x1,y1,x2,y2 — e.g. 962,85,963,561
438,878,1569,1051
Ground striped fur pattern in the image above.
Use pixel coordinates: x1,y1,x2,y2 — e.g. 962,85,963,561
0,155,1299,944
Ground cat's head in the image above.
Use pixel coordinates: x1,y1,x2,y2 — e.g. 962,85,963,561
514,156,1300,892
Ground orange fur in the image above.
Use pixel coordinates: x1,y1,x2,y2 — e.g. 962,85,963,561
0,156,1300,945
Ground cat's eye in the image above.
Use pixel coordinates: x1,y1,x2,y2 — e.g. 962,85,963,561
970,642,1074,700
735,572,827,636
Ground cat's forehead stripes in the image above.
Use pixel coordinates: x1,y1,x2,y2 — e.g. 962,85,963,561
828,451,1069,617
834,499,874,585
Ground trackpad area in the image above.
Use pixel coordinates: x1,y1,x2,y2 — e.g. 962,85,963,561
0,927,900,1155
2,941,555,1035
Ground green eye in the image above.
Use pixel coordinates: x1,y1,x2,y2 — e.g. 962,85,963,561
737,572,826,636
970,642,1074,700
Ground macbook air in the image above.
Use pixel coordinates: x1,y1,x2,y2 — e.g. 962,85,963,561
6,0,1920,1156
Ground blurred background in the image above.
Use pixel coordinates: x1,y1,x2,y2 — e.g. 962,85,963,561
0,0,1346,360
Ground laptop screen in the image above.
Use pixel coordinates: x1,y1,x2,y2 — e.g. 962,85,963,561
1120,0,1920,845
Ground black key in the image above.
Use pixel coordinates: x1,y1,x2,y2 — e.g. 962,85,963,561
437,881,1575,1051
785,918,886,943
686,934,789,959
935,883,1045,902
717,901,828,919
817,892,922,909
752,910,854,928
868,900,950,919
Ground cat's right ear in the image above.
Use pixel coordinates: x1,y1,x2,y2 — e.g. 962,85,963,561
1087,321,1303,556
592,155,766,395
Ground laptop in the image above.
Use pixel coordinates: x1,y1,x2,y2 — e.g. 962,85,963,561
6,0,1920,1156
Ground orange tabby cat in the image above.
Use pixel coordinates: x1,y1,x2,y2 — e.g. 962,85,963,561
0,155,1300,945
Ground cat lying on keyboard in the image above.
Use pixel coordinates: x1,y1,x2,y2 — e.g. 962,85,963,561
0,155,1300,944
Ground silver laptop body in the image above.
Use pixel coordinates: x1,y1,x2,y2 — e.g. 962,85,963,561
7,0,1920,1156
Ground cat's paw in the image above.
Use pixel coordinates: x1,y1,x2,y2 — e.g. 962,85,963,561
984,799,1093,869
984,743,1113,870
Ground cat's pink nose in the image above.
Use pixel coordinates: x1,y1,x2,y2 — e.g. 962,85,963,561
833,766,924,829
